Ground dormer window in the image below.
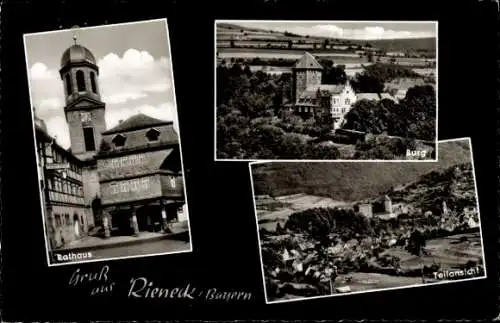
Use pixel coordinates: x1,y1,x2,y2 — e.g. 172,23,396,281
146,128,160,142
112,134,126,147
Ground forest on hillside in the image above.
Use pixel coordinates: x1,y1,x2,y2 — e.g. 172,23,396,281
217,60,436,160
260,158,481,301
251,140,472,201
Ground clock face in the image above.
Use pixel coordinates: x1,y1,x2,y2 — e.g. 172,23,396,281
81,111,92,123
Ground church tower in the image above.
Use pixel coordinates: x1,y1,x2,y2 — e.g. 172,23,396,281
60,31,106,161
384,195,393,214
292,52,323,103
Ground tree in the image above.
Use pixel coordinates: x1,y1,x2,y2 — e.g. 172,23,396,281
406,230,427,283
367,52,374,63
323,39,329,50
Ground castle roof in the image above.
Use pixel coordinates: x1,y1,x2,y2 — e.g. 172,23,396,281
293,52,323,70
103,113,173,135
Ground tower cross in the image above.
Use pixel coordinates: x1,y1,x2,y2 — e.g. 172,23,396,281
71,25,80,45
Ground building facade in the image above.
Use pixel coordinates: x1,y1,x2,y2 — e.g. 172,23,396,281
35,38,187,249
288,52,357,129
35,116,91,250
287,52,397,129
97,115,185,237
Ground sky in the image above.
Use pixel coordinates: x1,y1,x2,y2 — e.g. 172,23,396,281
223,21,437,40
24,19,178,149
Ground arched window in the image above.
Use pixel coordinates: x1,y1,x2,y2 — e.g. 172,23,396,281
76,70,86,92
90,72,97,93
65,74,72,95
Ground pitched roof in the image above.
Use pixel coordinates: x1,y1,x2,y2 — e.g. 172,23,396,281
316,84,346,94
98,149,174,181
301,84,346,97
103,113,173,135
293,52,323,70
356,93,380,101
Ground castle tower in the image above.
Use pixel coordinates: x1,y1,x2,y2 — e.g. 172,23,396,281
60,30,106,161
292,52,323,103
384,195,393,213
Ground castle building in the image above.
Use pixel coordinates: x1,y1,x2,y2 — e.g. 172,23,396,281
284,52,395,129
37,35,186,248
383,195,393,214
358,203,373,218
286,52,357,129
357,195,395,220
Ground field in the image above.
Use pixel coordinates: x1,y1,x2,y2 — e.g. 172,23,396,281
218,48,434,65
218,47,435,78
257,193,352,231
216,23,437,54
383,231,484,271
268,231,484,302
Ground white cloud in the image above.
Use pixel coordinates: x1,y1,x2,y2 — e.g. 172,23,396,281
106,102,177,132
44,115,71,149
240,23,435,40
29,48,177,149
39,97,63,111
30,62,57,80
314,25,345,38
98,49,172,105
29,49,172,113
29,62,63,112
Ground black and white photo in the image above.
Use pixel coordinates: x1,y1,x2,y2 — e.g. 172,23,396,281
24,18,192,266
250,138,485,303
216,20,437,161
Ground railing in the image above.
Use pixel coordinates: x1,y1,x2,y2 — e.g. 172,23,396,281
48,191,85,206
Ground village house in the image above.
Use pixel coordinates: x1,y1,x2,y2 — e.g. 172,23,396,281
35,113,90,249
384,78,436,102
386,51,406,57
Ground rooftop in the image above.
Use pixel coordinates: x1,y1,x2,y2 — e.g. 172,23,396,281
293,52,323,70
102,113,173,135
60,44,96,68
